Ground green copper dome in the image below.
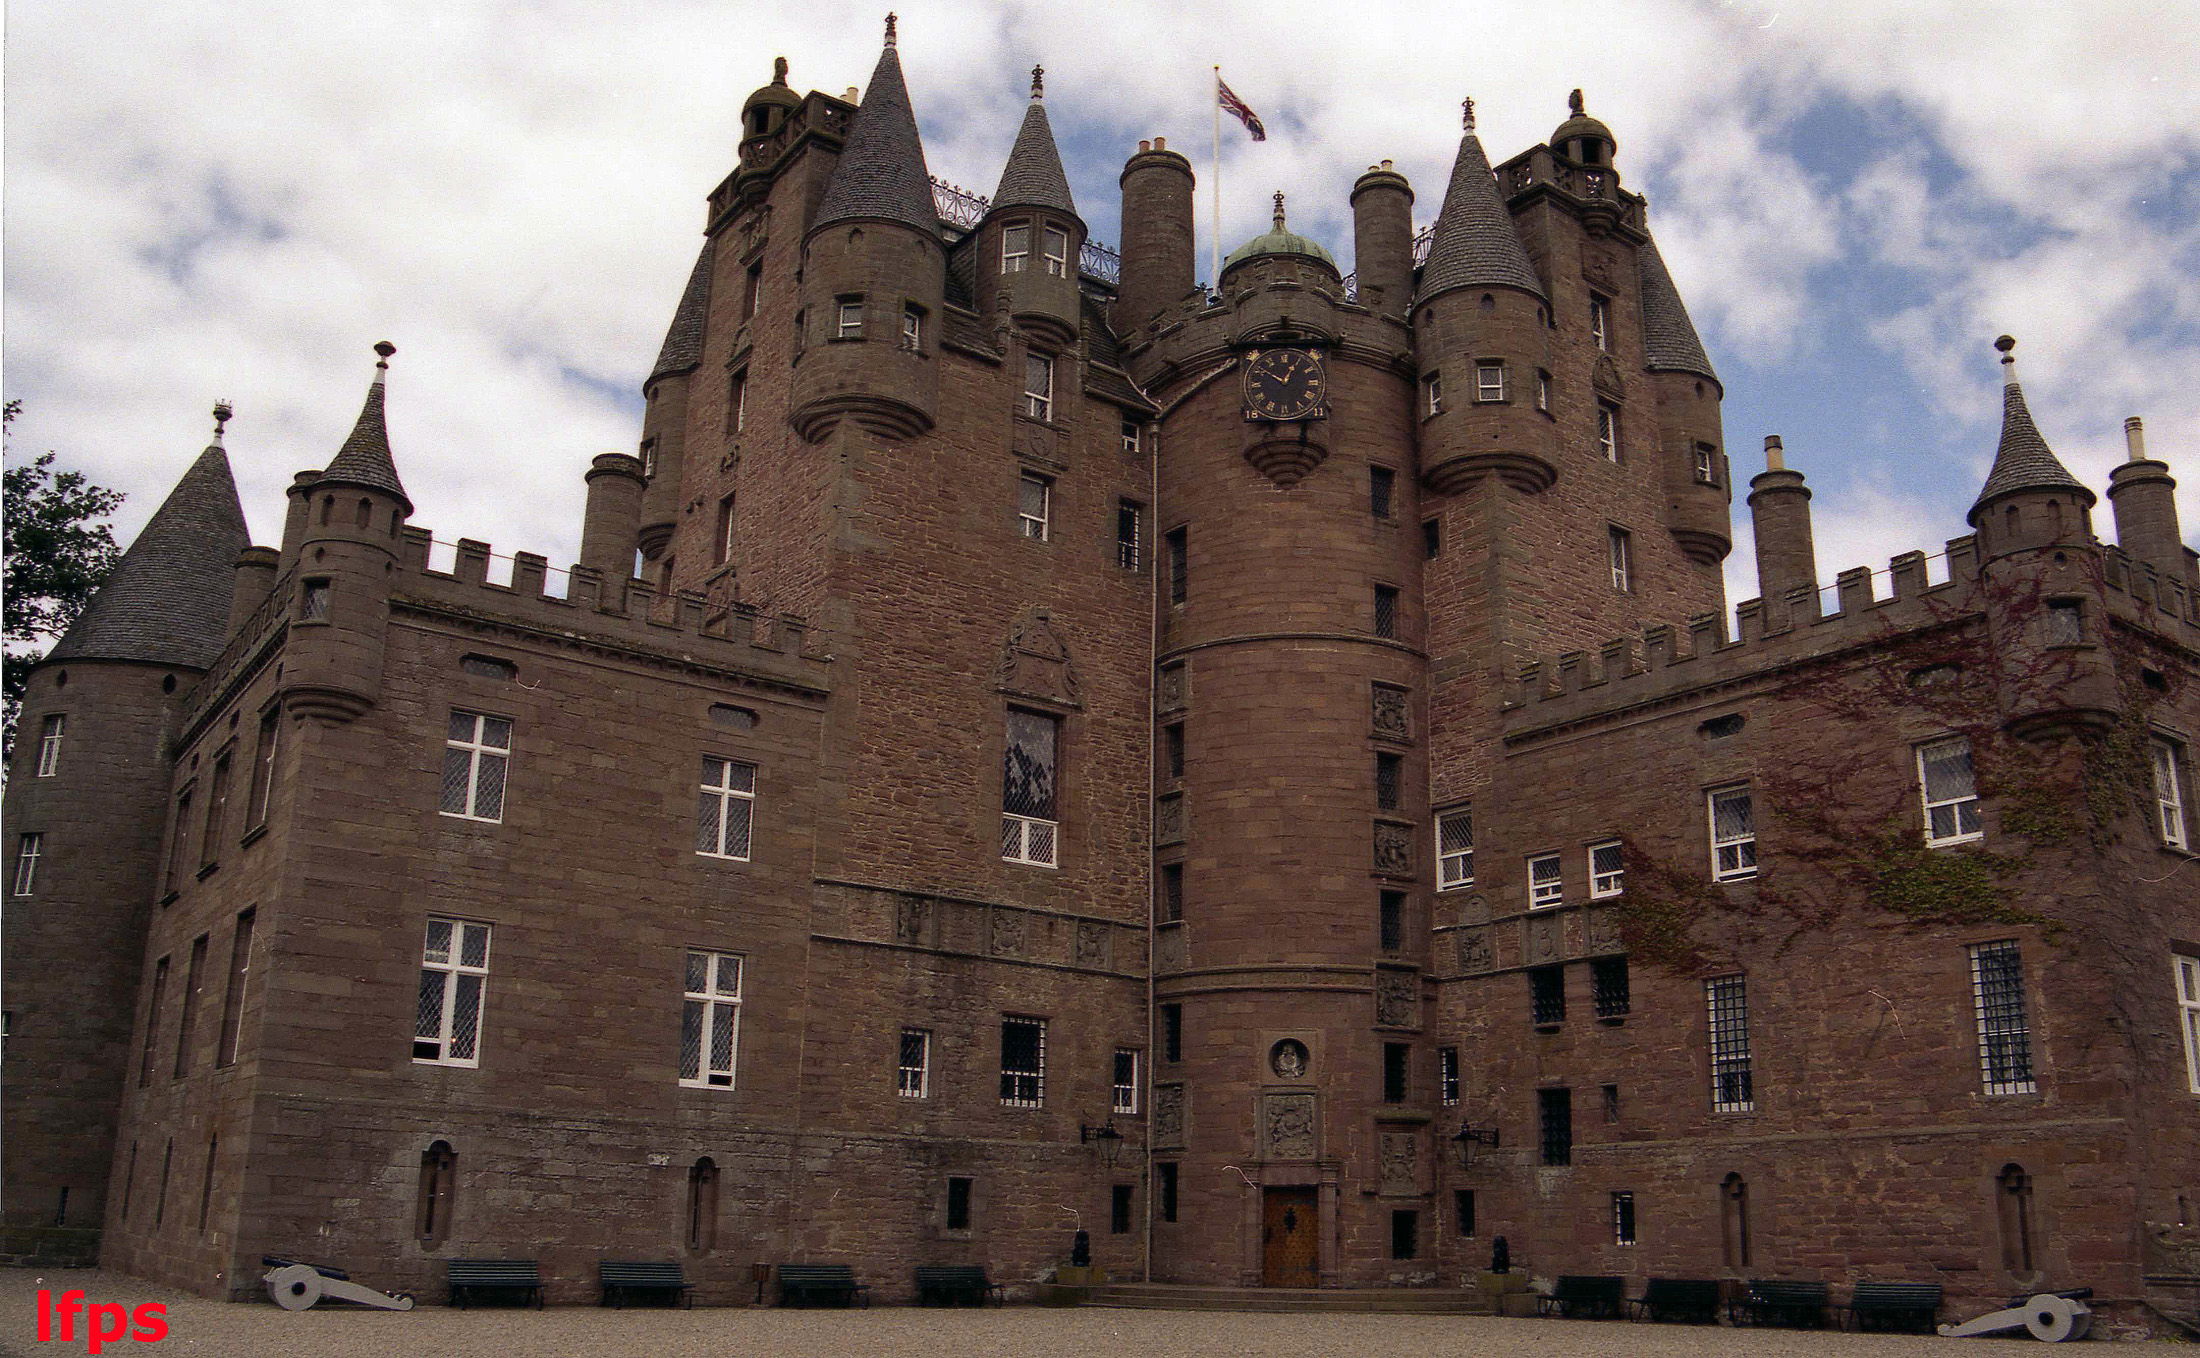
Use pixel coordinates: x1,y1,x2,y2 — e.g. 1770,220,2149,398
1223,194,1337,272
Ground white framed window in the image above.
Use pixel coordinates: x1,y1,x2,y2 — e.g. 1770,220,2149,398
1706,975,1753,1111
835,299,863,339
1535,370,1551,412
1023,353,1054,421
1597,403,1620,461
1018,471,1051,541
714,494,737,564
1694,442,1719,485
1437,808,1474,889
414,918,490,1066
1918,737,1983,845
1439,1045,1460,1106
1002,223,1030,273
728,372,747,433
1475,361,1506,403
1609,525,1632,592
13,833,44,897
2153,738,2188,850
1969,940,2036,1095
1709,785,1756,881
440,711,510,822
1000,1015,1046,1107
1528,852,1564,908
901,305,924,350
2174,954,2200,1094
1042,226,1070,277
679,950,742,1088
1116,500,1142,571
1589,293,1610,351
1423,371,1443,416
696,757,756,860
36,714,65,777
1002,708,1060,868
1589,839,1624,898
1121,418,1141,455
898,1027,930,1098
1112,1047,1140,1114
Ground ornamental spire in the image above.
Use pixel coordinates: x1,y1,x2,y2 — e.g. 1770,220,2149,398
1968,335,2093,523
317,341,412,511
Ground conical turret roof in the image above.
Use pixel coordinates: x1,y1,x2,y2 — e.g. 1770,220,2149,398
991,73,1078,218
1969,337,2093,524
1638,238,1717,382
813,29,938,236
1416,113,1545,304
49,415,248,670
318,343,411,511
649,243,713,387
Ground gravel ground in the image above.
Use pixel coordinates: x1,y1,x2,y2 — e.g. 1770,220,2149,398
0,1267,2092,1358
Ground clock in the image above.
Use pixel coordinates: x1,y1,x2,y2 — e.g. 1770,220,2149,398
1243,348,1328,422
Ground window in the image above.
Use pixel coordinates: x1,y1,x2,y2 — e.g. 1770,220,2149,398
1160,863,1184,923
727,372,747,434
1121,418,1141,455
1996,1164,2035,1272
1528,853,1563,908
216,909,253,1068
743,261,762,319
300,578,331,622
1694,442,1719,485
1539,1087,1572,1165
1166,528,1188,604
1002,709,1060,867
639,438,658,479
1382,1042,1409,1103
2046,599,2084,646
1602,1082,1621,1122
687,1158,719,1252
1589,293,1610,351
1111,1184,1134,1234
1117,500,1143,570
1592,956,1630,1018
1042,226,1070,277
199,753,231,871
1454,1189,1477,1237
1164,723,1185,780
440,712,510,822
1706,975,1754,1110
1596,404,1620,462
1608,525,1631,591
1708,786,1757,881
1018,472,1051,540
173,934,207,1078
1589,839,1623,897
414,918,490,1066
898,1028,930,1098
141,957,170,1087
1023,353,1054,421
1535,370,1551,412
1376,753,1403,811
1969,940,2036,1095
696,757,756,861
1391,1209,1419,1260
714,495,736,564
1612,1191,1637,1245
2153,739,2188,849
1918,737,1982,845
1374,585,1399,639
2173,954,2199,1094
1379,890,1404,953
35,714,64,777
1158,1162,1179,1222
1439,1045,1460,1106
1423,371,1443,416
1113,1048,1140,1114
1476,361,1506,403
1438,809,1474,889
901,304,924,350
1422,518,1442,559
835,298,863,339
247,708,279,830
1000,1016,1046,1107
1162,1003,1183,1062
417,1142,455,1244
166,787,193,895
680,950,742,1089
1002,223,1030,272
11,833,42,897
1369,466,1396,519
1531,965,1565,1025
199,1135,217,1234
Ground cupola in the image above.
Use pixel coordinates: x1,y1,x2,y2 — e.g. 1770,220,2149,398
740,57,803,147
1222,193,1338,278
1551,88,1616,165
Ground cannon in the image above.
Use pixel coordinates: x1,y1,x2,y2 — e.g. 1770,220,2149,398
1939,1289,2092,1342
262,1257,415,1312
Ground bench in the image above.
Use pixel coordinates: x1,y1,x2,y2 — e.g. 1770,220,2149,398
600,1260,693,1308
777,1263,868,1308
1842,1281,1941,1333
914,1265,1003,1307
1629,1277,1722,1324
447,1259,543,1309
1732,1279,1829,1328
1539,1274,1626,1319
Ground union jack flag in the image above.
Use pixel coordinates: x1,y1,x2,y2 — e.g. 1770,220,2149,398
1217,77,1267,142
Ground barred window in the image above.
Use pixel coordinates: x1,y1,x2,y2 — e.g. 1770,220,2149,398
1706,975,1753,1111
1612,1191,1637,1245
1379,890,1404,953
12,832,43,897
1589,839,1624,898
300,578,331,622
680,950,742,1089
1437,809,1474,889
2153,739,2188,850
414,918,490,1066
1162,1003,1182,1062
1592,956,1630,1018
1112,1047,1140,1114
1369,466,1396,519
1376,752,1403,811
36,714,64,777
440,711,510,822
1382,1042,1409,1103
1000,1016,1046,1107
1709,786,1757,881
1528,853,1563,908
1539,1087,1572,1165
1918,737,1982,845
1374,585,1399,639
1018,472,1051,540
1001,709,1060,867
1476,361,1506,403
1439,1045,1460,1106
898,1027,930,1098
1530,965,1565,1025
1969,940,2036,1095
2174,955,2200,1095
1117,500,1143,570
696,757,756,860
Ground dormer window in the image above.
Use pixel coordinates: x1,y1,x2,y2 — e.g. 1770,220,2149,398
1042,227,1070,278
1002,223,1031,273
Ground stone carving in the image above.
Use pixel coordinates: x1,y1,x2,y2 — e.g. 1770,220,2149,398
1373,821,1412,876
1375,971,1419,1029
1371,683,1410,740
997,608,1082,708
1527,913,1559,964
1153,1084,1186,1148
1156,924,1188,973
1075,920,1109,969
1269,1038,1310,1080
1588,907,1624,954
1456,927,1493,974
1379,1131,1417,1192
1264,1093,1317,1159
895,895,930,945
1156,793,1185,845
990,908,1025,958
1582,248,1618,290
1157,662,1186,712
1457,892,1491,927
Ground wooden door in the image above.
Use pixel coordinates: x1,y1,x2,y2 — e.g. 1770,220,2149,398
1261,1186,1320,1287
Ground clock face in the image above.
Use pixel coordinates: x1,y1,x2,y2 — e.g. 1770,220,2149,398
1243,348,1328,421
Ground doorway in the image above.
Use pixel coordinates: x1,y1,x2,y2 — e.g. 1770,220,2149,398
1261,1186,1320,1287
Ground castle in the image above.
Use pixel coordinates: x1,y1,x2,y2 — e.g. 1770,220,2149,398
6,21,2197,1329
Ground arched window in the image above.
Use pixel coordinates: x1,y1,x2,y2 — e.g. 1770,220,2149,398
355,497,372,527
1720,1173,1751,1268
1996,1163,2035,1273
686,1157,719,1253
417,1140,456,1245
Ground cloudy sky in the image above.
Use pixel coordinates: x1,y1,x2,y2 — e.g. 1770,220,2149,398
6,0,2196,614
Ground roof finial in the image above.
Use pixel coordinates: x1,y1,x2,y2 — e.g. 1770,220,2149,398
1031,65,1044,100
1272,191,1287,229
1569,88,1585,117
211,401,233,447
1995,333,2018,387
773,56,789,86
1462,97,1476,131
372,340,396,386
884,12,897,47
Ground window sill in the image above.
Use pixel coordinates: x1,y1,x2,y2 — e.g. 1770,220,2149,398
1926,835,1986,849
1533,1022,1564,1034
241,823,269,849
196,862,220,881
1596,1015,1628,1027
159,890,180,907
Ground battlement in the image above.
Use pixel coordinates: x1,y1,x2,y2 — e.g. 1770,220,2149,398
2100,542,2200,632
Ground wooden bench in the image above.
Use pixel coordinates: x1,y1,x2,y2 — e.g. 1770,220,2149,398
1539,1274,1626,1319
1732,1279,1829,1328
1843,1281,1942,1333
599,1260,693,1308
446,1259,543,1309
777,1263,868,1308
1629,1277,1722,1324
914,1265,1003,1307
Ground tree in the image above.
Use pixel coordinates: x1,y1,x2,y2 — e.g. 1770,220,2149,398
4,400,125,759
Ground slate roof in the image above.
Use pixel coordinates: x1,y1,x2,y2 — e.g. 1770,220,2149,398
812,41,937,235
991,99,1078,218
319,356,411,509
1638,238,1717,382
49,438,248,670
649,243,713,386
1971,370,2093,519
1416,131,1545,304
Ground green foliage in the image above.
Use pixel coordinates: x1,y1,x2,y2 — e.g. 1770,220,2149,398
1855,828,2047,931
4,401,125,757
1613,839,1724,972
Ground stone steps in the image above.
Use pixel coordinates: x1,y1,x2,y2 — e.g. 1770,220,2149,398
1084,1282,1494,1314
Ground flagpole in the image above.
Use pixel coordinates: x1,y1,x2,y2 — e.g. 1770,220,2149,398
1212,65,1222,290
